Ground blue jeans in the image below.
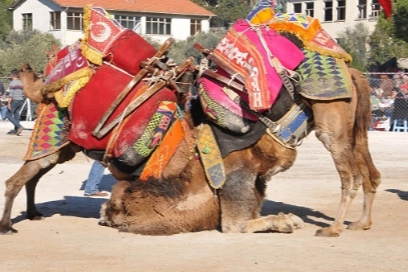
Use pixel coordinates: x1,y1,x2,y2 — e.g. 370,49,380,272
84,161,105,195
6,100,24,130
0,105,7,120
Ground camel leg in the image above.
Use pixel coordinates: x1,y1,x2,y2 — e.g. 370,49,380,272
0,160,57,234
348,137,381,230
25,166,57,220
245,213,305,233
315,129,362,237
312,100,364,237
218,170,264,233
0,144,78,234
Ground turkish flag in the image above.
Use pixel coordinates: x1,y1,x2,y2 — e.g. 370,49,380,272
379,0,393,19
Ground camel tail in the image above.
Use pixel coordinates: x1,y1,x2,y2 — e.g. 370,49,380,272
349,68,372,139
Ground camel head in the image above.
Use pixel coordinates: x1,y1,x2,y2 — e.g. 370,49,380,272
20,63,44,104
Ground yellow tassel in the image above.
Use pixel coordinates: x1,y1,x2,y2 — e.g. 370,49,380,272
269,19,322,42
80,4,104,65
42,67,93,94
269,19,352,63
53,74,93,108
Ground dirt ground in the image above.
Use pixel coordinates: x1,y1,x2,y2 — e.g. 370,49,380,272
0,121,407,272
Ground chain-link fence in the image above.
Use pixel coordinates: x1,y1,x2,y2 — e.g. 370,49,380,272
366,72,408,132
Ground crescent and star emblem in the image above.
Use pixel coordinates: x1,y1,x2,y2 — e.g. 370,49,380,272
90,22,112,43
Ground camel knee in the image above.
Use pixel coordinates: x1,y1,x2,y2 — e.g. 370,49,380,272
315,130,331,151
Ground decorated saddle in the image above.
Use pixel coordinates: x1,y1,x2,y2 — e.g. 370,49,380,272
25,5,180,168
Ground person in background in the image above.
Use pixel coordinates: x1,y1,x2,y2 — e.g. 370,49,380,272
391,83,408,130
84,160,109,197
0,81,7,121
6,69,25,135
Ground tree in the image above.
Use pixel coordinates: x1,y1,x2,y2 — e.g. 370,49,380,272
337,23,371,71
0,30,61,76
167,31,224,64
0,0,14,40
368,1,408,69
191,0,253,27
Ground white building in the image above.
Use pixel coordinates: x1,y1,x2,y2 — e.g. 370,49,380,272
285,0,385,39
9,0,215,46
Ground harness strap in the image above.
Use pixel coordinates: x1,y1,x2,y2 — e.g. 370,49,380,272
201,69,280,133
93,37,175,138
253,26,297,100
94,56,194,139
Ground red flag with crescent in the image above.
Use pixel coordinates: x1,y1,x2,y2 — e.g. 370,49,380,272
379,0,393,19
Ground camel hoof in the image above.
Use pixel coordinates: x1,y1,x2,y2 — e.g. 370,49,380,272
27,212,44,221
0,225,18,235
315,227,340,237
348,221,371,231
288,213,305,229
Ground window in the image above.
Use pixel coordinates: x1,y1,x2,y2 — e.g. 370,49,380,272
67,12,83,30
114,15,141,33
305,2,314,17
357,0,367,19
337,0,346,21
50,12,61,30
146,17,171,35
324,1,333,22
190,19,201,35
293,3,302,13
22,13,32,30
370,0,381,18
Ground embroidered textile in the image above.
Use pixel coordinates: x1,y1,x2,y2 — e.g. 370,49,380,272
24,102,70,161
296,49,353,100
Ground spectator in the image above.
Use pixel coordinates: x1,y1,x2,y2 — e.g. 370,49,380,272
6,69,25,135
391,84,408,130
0,81,7,121
84,161,109,197
379,74,394,98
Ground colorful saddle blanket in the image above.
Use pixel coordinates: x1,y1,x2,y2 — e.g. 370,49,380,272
24,101,70,161
213,19,304,111
296,49,353,100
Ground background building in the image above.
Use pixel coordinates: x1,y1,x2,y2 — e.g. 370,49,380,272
285,0,384,39
8,0,214,45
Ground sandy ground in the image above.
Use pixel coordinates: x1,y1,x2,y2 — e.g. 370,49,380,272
0,120,407,272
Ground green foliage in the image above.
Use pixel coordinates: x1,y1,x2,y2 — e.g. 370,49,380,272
367,1,408,68
337,23,370,71
0,0,13,40
393,0,408,42
191,0,253,27
0,30,61,76
167,31,224,64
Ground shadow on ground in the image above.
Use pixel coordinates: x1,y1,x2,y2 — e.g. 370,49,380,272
385,189,408,201
261,200,334,228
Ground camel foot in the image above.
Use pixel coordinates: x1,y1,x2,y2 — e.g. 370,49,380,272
315,227,340,237
27,212,44,221
348,220,371,231
270,213,304,233
288,213,305,230
0,225,18,235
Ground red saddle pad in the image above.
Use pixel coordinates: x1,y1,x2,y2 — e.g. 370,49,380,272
69,63,176,151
